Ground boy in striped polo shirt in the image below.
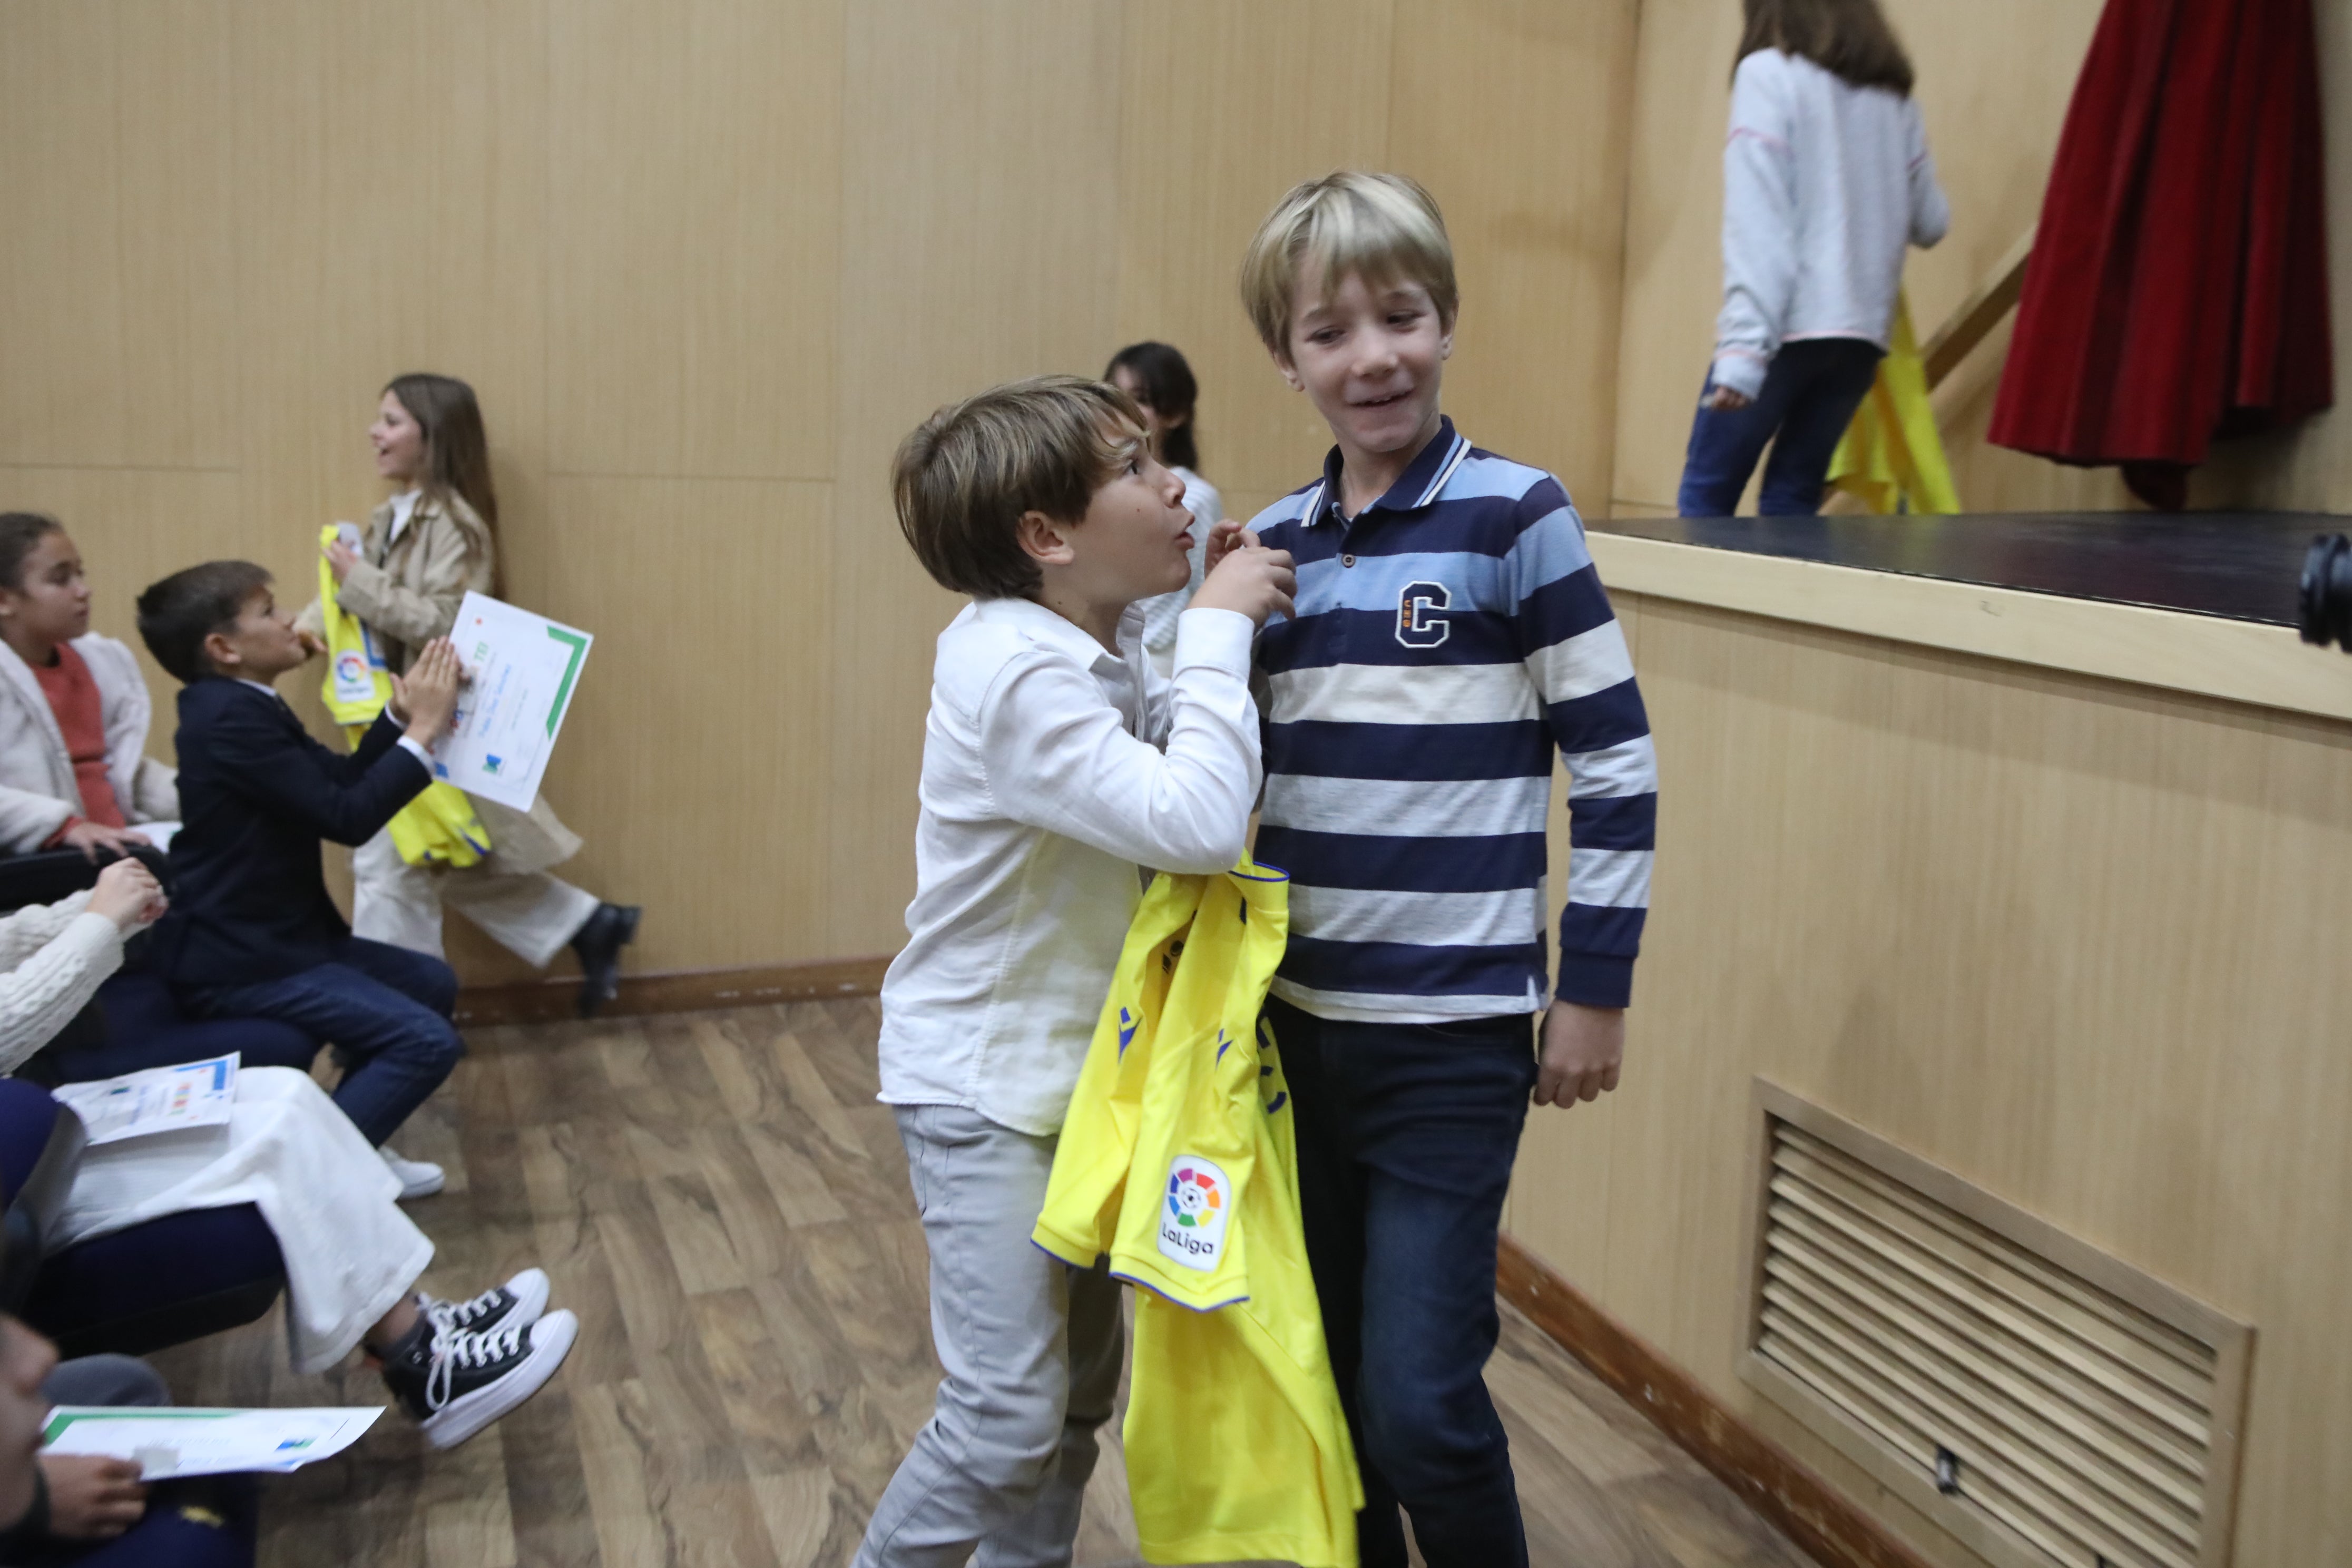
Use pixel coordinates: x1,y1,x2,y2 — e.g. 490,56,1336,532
1227,172,1658,1567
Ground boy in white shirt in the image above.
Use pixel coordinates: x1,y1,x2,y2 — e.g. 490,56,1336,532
858,375,1294,1567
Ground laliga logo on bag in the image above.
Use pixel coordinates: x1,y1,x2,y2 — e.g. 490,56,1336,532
331,650,376,704
1158,1155,1231,1272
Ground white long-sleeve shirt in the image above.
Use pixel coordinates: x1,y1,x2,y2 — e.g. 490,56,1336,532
877,597,1260,1136
1711,48,1949,399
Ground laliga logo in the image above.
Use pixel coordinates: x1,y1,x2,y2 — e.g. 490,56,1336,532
1156,1155,1231,1273
335,652,367,682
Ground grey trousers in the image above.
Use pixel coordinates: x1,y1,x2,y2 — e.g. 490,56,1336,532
854,1105,1124,1568
44,1356,168,1407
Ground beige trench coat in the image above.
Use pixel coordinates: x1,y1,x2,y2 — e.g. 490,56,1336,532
297,493,582,875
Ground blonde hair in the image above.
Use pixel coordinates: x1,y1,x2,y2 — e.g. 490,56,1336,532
892,375,1145,600
1239,172,1458,359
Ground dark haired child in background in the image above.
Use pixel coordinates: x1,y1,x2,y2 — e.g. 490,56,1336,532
1106,342,1226,677
0,513,178,860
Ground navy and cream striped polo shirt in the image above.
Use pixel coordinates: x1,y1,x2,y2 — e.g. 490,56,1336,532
1249,417,1657,1021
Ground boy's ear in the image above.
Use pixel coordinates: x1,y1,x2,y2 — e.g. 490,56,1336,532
1272,344,1305,391
1014,509,1077,569
201,629,240,674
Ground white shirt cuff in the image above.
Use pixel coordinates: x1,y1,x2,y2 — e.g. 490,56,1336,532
395,736,435,768
1710,350,1769,401
1170,607,1256,679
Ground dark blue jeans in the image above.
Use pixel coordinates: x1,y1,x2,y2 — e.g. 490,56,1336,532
1676,336,1885,517
1266,996,1536,1568
178,937,462,1148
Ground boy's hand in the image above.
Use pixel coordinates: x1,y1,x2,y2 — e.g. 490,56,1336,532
391,639,463,747
39,1455,147,1540
1534,1000,1624,1109
89,858,168,933
1200,520,1253,576
296,629,327,659
1190,542,1296,629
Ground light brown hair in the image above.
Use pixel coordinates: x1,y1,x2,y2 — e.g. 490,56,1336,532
383,371,502,592
892,376,1146,601
1736,0,1914,94
1239,172,1457,360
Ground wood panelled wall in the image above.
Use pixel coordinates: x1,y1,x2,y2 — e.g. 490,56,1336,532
1607,0,2352,518
1512,593,2352,1566
0,0,1636,981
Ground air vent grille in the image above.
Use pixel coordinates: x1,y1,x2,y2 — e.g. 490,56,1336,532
1742,1085,2251,1568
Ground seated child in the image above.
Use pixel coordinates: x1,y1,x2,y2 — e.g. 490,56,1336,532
133,562,466,1197
856,375,1295,1566
0,861,577,1452
1236,173,1660,1567
0,1342,258,1565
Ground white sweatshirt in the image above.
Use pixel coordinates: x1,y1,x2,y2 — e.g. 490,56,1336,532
1711,49,1949,399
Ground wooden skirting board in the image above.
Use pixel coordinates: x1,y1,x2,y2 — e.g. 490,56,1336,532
454,954,893,1026
1496,1234,1932,1568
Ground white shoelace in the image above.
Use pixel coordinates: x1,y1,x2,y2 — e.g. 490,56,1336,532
424,1285,509,1334
423,1318,528,1413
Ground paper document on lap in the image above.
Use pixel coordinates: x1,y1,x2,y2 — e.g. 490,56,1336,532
42,1406,383,1478
433,591,594,811
53,1054,238,1145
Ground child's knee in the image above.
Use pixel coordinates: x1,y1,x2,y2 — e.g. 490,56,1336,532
413,957,459,1018
1357,1375,1504,1499
405,1017,465,1074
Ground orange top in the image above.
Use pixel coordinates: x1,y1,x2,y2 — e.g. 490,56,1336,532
33,643,124,834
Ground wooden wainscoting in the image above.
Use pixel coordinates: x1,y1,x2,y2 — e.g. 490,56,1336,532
455,955,893,1027
1498,1233,1934,1568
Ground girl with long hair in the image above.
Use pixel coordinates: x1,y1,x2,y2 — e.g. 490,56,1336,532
1676,0,1949,516
299,375,639,1030
1105,342,1224,675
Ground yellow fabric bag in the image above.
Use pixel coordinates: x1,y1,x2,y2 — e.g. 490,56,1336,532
316,526,491,869
1828,290,1962,515
1035,859,1362,1567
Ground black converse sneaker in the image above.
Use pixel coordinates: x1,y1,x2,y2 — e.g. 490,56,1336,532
420,1268,551,1338
381,1307,579,1449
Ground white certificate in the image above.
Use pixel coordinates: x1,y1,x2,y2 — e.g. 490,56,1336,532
42,1406,384,1478
53,1055,238,1146
432,592,595,811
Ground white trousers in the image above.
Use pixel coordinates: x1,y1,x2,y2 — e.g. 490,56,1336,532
57,1068,435,1375
351,827,600,970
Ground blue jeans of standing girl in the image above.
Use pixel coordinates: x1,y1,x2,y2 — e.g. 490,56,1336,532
1676,336,1884,516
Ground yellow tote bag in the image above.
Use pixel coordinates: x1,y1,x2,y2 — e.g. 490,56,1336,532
1828,290,1962,515
316,525,491,869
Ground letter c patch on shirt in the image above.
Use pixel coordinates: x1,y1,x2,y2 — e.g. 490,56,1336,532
1396,581,1452,648
1158,1154,1232,1272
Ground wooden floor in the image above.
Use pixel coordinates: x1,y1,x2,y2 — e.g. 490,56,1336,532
148,1000,1811,1568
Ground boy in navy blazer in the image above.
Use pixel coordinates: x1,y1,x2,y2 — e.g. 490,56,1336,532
136,561,467,1195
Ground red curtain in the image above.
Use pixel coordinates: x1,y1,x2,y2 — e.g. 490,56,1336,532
1988,0,2331,506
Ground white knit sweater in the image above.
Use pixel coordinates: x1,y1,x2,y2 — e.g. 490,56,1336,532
1711,50,1950,399
0,894,123,1076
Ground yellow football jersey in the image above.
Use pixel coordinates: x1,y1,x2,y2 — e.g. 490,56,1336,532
1035,859,1361,1567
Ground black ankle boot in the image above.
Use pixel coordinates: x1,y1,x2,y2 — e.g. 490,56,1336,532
569,903,641,1017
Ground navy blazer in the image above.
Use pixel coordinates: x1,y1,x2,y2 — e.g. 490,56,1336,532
153,678,431,986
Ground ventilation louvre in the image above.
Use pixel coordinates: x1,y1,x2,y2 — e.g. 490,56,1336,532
1740,1083,2253,1568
